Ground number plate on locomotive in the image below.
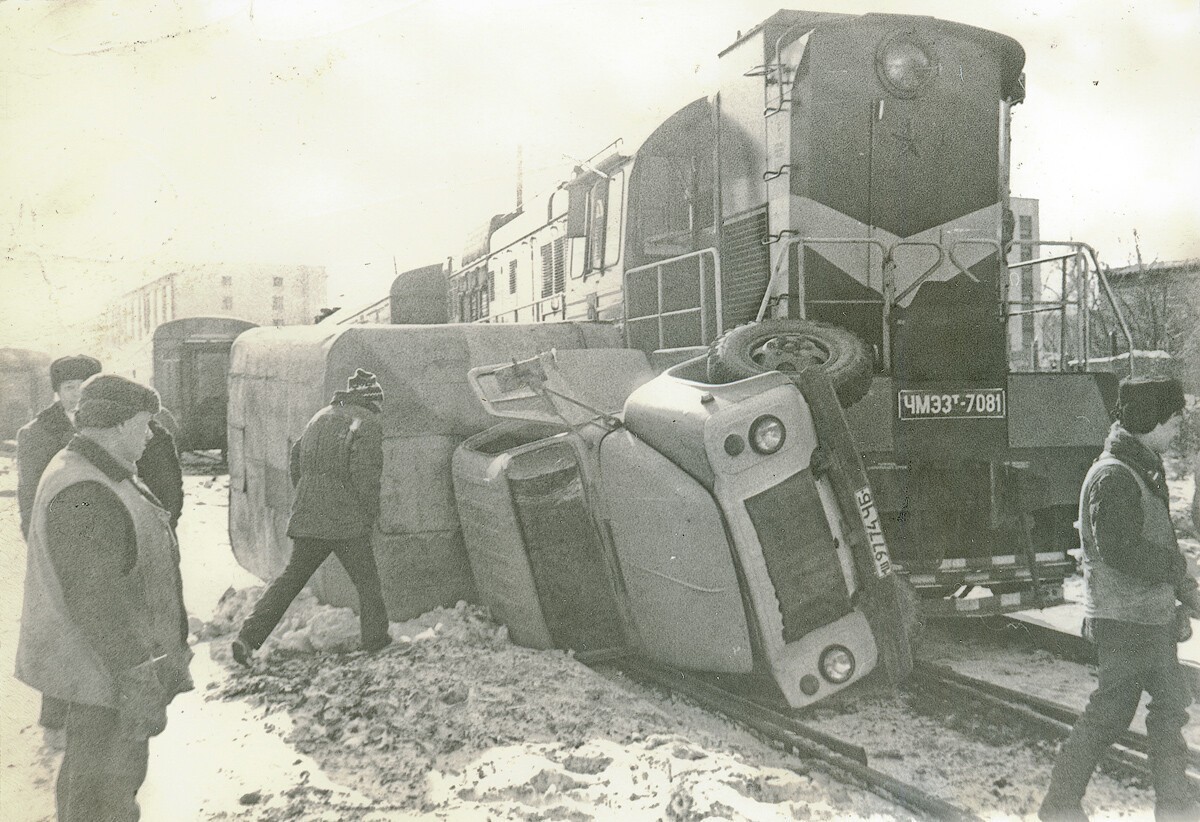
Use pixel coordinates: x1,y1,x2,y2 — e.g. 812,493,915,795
897,388,1006,420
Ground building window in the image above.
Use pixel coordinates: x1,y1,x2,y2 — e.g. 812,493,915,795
222,296,233,310
1018,215,1033,240
221,275,232,286
273,276,284,287
272,295,284,311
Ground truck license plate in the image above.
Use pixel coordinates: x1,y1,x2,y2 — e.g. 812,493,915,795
897,388,1006,420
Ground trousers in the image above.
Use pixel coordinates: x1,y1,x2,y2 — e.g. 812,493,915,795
1043,618,1194,818
238,535,389,650
56,702,150,822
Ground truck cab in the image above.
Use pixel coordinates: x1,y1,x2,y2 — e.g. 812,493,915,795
453,347,913,707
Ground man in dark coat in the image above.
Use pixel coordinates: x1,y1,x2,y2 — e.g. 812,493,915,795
17,355,102,539
1040,377,1198,821
15,374,192,822
137,414,184,530
232,369,391,664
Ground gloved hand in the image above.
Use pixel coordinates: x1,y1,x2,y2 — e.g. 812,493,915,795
1177,604,1195,644
117,662,168,739
1178,585,1200,620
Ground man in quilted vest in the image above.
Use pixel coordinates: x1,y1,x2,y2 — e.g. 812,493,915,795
232,368,391,665
1040,376,1197,821
15,374,192,822
16,354,102,744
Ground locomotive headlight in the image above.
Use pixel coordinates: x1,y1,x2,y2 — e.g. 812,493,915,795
877,33,935,97
749,415,786,455
819,645,856,684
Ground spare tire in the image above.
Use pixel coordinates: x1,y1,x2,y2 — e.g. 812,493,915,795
707,319,874,407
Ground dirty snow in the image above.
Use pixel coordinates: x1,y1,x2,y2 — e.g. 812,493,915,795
2,447,1198,821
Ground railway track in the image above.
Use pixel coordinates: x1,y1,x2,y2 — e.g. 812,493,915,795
909,659,1200,786
606,649,1200,819
611,657,979,821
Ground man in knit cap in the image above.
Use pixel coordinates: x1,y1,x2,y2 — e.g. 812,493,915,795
1041,376,1198,821
232,368,391,665
15,374,192,822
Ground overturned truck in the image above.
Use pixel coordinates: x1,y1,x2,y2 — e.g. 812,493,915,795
229,323,913,707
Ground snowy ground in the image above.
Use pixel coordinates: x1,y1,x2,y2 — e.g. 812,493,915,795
1,450,1197,821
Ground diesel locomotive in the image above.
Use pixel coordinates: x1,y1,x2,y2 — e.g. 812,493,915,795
337,9,1130,617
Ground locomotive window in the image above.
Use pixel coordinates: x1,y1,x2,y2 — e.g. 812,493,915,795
586,180,608,272
603,170,623,269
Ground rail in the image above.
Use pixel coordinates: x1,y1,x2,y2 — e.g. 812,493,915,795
624,248,722,350
909,660,1200,786
612,657,979,821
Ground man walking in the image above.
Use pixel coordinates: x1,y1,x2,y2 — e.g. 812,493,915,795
15,374,192,822
232,368,391,664
1040,376,1198,821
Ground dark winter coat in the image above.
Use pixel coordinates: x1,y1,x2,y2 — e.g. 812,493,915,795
16,401,74,538
286,398,383,541
15,435,192,709
137,418,184,527
1078,422,1196,624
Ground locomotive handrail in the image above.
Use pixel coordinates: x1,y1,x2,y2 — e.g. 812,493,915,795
1025,240,1134,373
945,237,1001,287
624,248,723,349
755,236,892,324
890,240,950,304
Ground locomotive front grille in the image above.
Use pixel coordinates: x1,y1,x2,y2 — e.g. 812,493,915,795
719,208,771,332
744,470,853,642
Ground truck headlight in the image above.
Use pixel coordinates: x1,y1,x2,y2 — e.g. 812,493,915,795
749,415,786,455
819,645,855,684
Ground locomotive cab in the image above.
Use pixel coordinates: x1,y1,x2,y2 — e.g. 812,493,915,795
453,347,912,708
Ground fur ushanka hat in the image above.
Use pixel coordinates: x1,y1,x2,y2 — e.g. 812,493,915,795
75,374,161,429
49,355,101,392
1116,376,1185,434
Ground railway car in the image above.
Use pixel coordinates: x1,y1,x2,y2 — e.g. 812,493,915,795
0,348,53,441
152,316,257,451
373,9,1129,617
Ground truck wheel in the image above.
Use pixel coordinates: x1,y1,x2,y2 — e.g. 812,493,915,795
706,319,874,407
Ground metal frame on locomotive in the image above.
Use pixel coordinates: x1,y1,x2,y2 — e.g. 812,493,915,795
378,9,1130,618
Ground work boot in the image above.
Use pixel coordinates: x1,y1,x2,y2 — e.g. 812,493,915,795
362,634,392,654
1038,797,1088,822
231,638,253,668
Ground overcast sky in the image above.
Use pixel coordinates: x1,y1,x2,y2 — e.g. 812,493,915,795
1,0,1197,349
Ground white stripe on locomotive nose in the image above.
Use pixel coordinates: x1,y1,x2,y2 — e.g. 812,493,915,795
787,197,1001,307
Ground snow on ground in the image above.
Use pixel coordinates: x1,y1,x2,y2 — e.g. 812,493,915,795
0,456,906,821
2,448,1198,821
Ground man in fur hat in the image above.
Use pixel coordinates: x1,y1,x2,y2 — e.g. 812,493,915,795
17,356,186,744
232,368,391,664
17,355,102,539
15,374,192,822
16,355,102,743
1040,376,1198,821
